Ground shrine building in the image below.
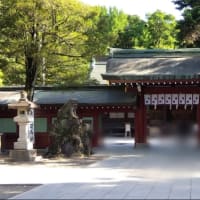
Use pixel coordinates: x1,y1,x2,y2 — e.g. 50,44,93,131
1,48,200,151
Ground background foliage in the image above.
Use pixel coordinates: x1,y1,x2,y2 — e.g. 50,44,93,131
0,0,198,97
173,0,200,47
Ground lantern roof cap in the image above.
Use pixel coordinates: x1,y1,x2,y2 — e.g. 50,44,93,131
8,91,37,110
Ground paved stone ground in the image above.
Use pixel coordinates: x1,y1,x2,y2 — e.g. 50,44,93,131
2,137,200,199
0,184,40,199
0,152,105,199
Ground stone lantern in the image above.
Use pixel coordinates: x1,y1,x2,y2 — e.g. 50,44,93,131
8,91,38,161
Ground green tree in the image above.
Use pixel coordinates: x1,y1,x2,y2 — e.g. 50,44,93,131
173,0,200,47
85,6,128,56
145,10,178,49
114,15,146,48
0,0,92,100
113,11,178,49
0,69,3,86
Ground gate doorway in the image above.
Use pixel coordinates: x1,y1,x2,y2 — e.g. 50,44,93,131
147,106,198,147
101,112,134,138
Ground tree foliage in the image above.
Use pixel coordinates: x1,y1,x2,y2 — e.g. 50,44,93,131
0,0,92,99
114,15,146,48
114,10,178,49
0,0,181,96
0,69,3,86
85,6,128,56
173,0,200,47
145,10,178,49
0,0,130,99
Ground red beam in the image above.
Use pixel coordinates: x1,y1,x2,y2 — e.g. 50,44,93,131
128,86,200,94
110,78,200,84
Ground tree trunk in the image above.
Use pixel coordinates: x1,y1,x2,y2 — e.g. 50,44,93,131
25,56,38,101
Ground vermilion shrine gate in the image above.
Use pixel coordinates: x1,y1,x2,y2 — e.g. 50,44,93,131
102,48,200,146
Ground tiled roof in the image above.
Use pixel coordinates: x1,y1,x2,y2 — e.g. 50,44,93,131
102,48,200,81
109,48,200,58
0,86,136,105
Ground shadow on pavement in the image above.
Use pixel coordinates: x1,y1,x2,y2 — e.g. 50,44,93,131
0,184,40,199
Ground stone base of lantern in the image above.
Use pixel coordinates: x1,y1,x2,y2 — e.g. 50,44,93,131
9,149,37,162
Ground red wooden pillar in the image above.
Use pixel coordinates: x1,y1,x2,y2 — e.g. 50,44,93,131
134,93,147,147
196,104,200,145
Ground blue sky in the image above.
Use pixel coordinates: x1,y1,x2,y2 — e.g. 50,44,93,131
81,0,183,20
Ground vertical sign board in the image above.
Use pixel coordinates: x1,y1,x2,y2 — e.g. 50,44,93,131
28,109,35,143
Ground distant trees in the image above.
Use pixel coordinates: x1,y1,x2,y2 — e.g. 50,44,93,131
85,6,128,56
114,10,179,49
145,10,178,49
114,15,146,48
173,0,200,47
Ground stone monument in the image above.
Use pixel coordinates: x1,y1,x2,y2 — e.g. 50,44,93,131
8,91,38,161
48,99,92,157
